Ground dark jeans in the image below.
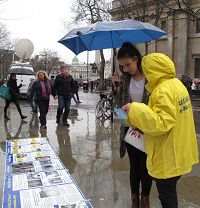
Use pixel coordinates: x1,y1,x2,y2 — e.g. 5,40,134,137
35,100,49,126
125,142,152,196
153,176,181,208
4,99,23,117
28,100,37,112
57,95,71,123
72,94,78,103
74,92,80,101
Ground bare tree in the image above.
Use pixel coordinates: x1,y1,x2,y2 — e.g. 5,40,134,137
112,0,167,54
33,49,60,75
71,0,110,23
158,0,200,20
0,22,13,50
111,0,200,37
0,22,13,79
114,1,158,22
68,0,111,91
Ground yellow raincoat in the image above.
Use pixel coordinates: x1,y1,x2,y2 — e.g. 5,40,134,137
127,53,199,179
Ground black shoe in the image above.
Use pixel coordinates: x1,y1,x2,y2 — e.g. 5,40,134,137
56,120,60,125
63,122,70,127
77,101,81,103
4,115,10,120
21,115,27,120
40,125,47,129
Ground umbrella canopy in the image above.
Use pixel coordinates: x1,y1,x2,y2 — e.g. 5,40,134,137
7,67,35,75
58,19,167,55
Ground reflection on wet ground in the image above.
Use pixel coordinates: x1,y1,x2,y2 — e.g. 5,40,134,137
0,92,200,207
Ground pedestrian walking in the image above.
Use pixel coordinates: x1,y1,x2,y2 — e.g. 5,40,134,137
113,42,152,208
72,80,81,104
50,75,55,87
27,77,37,114
122,53,199,208
52,65,75,127
28,70,52,129
4,73,27,120
90,81,94,92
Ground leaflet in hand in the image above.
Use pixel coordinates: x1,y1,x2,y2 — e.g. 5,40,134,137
114,108,130,127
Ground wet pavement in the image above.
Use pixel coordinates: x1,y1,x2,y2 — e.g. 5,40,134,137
0,91,200,208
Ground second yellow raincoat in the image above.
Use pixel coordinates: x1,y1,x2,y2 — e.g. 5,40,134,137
127,53,199,179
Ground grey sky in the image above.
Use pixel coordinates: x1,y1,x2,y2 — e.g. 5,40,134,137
0,0,111,63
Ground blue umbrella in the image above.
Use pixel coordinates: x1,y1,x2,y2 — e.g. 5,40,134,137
58,19,167,55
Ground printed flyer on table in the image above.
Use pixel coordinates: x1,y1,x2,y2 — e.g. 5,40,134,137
3,137,93,208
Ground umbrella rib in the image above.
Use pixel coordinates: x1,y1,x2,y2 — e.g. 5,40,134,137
140,29,161,42
72,36,88,55
110,31,114,48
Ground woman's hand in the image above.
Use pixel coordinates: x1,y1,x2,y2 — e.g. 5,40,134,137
122,103,131,113
112,72,121,87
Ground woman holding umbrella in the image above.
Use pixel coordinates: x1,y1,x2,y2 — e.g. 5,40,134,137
4,73,27,120
112,42,152,208
28,70,52,129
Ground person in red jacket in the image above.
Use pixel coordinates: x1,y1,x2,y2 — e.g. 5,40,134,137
28,71,52,129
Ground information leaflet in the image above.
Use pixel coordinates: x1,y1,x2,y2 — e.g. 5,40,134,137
3,137,93,208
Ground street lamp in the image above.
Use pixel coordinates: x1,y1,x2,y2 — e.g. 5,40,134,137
39,52,48,71
86,51,89,91
44,53,47,71
87,51,89,81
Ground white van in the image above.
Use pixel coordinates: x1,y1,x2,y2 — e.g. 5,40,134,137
7,63,35,98
16,74,35,98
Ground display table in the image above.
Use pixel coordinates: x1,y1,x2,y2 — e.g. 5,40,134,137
3,137,93,208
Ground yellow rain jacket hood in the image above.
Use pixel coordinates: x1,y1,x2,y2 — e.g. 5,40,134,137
127,53,199,179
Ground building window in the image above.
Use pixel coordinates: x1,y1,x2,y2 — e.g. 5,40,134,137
161,20,167,31
195,58,200,78
196,19,200,33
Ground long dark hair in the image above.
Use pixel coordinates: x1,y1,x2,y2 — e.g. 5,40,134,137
117,42,142,74
9,73,16,80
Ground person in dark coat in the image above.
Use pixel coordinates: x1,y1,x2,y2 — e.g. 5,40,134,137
27,77,37,114
52,65,75,127
0,78,3,86
90,81,94,92
4,73,27,120
28,70,52,129
72,80,81,104
50,75,55,87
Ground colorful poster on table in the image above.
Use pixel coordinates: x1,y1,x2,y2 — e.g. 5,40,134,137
3,137,93,208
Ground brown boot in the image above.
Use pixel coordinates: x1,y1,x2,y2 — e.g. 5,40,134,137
131,193,139,208
141,195,150,208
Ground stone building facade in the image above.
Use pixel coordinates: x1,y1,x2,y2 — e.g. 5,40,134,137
110,0,200,78
69,56,100,81
0,50,18,80
95,51,112,79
